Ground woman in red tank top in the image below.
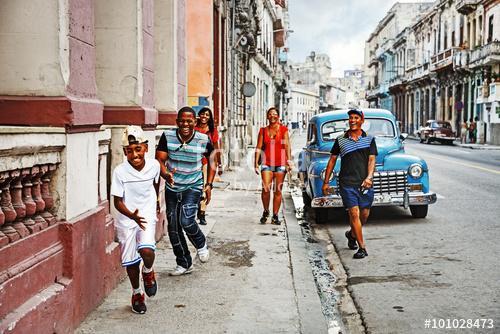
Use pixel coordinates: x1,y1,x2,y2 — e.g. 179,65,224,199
195,107,222,225
254,107,292,225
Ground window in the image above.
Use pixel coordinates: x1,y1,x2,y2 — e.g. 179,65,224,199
321,118,396,141
307,123,317,144
488,15,494,43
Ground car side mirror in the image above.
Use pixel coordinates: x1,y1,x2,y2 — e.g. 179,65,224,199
400,133,408,141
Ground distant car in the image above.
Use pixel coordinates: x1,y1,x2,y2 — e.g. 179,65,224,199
298,109,437,223
417,120,455,145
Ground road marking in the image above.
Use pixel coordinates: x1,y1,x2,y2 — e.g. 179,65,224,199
436,193,445,199
420,153,500,175
458,150,471,154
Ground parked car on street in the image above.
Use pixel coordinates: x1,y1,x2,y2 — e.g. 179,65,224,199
298,109,437,223
417,120,456,145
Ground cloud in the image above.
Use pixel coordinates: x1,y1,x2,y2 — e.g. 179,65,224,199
288,0,434,76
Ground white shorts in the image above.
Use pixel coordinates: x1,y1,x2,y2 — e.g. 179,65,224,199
116,220,156,267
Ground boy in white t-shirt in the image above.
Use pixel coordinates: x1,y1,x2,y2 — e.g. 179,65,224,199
111,126,160,314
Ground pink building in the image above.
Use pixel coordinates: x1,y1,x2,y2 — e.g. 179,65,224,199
0,1,186,332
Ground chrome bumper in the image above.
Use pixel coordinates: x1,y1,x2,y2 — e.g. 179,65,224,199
311,192,437,208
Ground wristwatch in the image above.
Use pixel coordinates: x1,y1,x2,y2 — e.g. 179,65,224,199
205,182,213,189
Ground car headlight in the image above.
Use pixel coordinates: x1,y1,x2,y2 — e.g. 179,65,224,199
408,164,423,178
321,169,335,182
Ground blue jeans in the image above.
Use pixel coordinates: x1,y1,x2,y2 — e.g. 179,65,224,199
166,188,206,268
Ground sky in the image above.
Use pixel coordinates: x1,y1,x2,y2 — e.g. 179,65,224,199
287,0,435,77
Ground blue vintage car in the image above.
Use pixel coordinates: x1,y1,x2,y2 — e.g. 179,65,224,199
298,108,437,223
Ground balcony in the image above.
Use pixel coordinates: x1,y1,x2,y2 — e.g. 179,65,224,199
407,63,430,82
469,42,500,68
489,82,500,102
430,48,459,72
366,87,379,100
456,0,480,15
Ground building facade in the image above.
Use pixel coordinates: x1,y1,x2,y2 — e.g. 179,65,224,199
0,1,186,332
366,0,500,144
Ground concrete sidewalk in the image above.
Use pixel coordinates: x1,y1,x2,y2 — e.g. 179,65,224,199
77,166,327,333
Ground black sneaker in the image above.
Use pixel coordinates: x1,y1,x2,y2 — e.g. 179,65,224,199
345,230,358,250
353,248,368,259
131,293,147,314
271,214,281,225
260,210,269,224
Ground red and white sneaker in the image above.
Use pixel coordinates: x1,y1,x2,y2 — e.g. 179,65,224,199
131,293,147,314
142,270,157,297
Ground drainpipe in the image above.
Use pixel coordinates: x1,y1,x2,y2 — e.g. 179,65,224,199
228,0,236,167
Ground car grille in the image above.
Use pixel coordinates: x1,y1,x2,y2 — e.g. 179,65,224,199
373,170,407,194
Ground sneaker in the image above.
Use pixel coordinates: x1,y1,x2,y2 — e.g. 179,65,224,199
197,244,209,263
271,214,281,225
345,230,358,250
131,293,147,314
169,265,194,276
353,248,368,259
142,270,157,297
260,210,269,224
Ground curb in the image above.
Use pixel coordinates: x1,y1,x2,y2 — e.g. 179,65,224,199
283,193,329,334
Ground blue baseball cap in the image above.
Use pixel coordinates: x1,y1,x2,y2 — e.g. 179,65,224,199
347,109,364,118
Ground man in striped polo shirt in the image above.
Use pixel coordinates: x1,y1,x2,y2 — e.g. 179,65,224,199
156,106,216,275
322,109,378,259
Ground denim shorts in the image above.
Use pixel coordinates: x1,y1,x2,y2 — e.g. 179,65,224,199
261,165,287,173
339,186,374,209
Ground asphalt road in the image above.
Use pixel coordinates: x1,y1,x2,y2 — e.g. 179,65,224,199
291,132,500,334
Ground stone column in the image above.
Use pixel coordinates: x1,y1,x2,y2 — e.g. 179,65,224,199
0,0,103,130
21,168,38,233
10,170,29,238
40,164,57,226
96,0,157,128
0,172,18,243
31,166,48,229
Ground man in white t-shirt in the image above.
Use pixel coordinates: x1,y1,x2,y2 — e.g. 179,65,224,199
111,126,160,314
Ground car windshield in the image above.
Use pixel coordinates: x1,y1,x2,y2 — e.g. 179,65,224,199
321,118,395,141
432,121,451,128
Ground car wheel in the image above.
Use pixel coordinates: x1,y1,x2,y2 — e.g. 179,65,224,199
302,190,312,207
426,137,432,144
410,205,428,218
314,208,330,224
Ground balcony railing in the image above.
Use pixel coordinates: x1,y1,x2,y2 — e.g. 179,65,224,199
431,47,459,71
469,42,500,67
407,62,430,81
1,164,59,247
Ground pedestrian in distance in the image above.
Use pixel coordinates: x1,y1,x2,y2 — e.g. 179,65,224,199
194,107,223,225
321,109,378,259
155,106,215,276
460,120,468,144
110,126,160,314
468,118,476,144
254,107,292,225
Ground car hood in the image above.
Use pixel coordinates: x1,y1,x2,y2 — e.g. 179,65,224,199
375,137,402,164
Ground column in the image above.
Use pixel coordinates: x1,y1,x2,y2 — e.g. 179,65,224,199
96,0,157,128
0,0,103,130
155,0,185,125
